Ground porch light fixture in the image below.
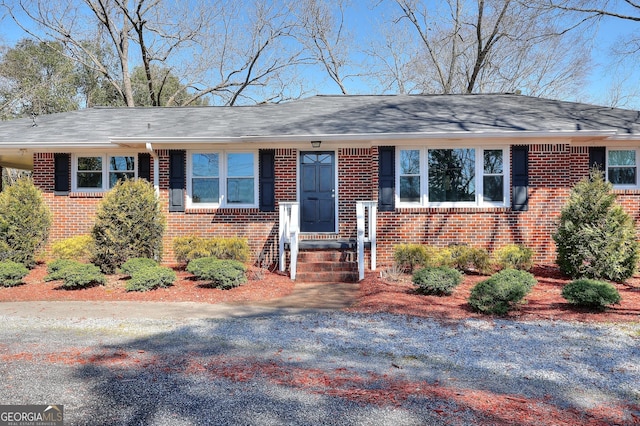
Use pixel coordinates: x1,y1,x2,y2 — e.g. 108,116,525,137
311,140,321,148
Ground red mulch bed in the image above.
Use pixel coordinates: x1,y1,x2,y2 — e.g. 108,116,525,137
351,265,640,323
1,263,639,323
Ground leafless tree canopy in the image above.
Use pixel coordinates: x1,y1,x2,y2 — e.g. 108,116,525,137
0,0,633,107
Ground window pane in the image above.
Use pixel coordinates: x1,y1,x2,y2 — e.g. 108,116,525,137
78,172,102,188
483,176,504,202
228,153,254,177
78,157,101,171
609,150,635,166
428,149,475,202
227,178,254,204
109,172,134,188
192,178,219,203
400,176,421,202
110,156,135,171
400,150,420,174
193,153,219,177
608,167,636,185
484,150,503,174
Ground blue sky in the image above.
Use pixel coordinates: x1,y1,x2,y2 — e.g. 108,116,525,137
1,2,639,109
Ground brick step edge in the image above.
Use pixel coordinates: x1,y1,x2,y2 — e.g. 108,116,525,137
294,271,358,283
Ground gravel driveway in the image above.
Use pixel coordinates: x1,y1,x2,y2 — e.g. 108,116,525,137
1,310,639,425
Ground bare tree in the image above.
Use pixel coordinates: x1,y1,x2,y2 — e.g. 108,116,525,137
1,0,308,106
294,0,354,94
373,0,592,97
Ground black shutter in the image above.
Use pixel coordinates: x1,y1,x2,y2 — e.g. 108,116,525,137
259,149,275,212
54,153,70,193
168,150,185,212
589,147,606,172
511,145,529,212
138,153,151,181
378,146,395,211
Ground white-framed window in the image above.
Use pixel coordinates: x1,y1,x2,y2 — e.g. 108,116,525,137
187,150,257,208
607,149,637,187
72,154,136,191
396,146,508,207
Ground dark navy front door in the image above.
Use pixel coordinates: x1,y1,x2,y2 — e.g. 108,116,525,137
300,152,335,232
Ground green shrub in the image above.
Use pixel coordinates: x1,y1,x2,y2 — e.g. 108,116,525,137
45,259,84,281
468,269,537,315
186,257,247,289
120,258,158,276
125,266,176,292
452,245,492,274
393,244,429,272
492,244,534,271
92,179,165,274
412,266,463,296
0,260,29,287
172,236,250,264
553,169,639,282
561,279,621,310
50,235,94,261
59,263,105,289
0,177,52,267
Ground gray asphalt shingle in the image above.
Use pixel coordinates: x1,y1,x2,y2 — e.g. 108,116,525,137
1,94,639,146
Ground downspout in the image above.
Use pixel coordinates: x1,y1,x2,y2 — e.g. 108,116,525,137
145,142,160,196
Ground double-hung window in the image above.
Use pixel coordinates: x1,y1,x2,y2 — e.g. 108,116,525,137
188,151,257,208
397,146,508,207
73,154,136,191
607,149,637,186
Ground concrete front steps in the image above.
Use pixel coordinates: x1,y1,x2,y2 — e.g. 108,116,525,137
294,249,359,283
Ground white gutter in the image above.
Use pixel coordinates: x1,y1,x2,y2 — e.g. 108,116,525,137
145,142,160,195
108,129,620,144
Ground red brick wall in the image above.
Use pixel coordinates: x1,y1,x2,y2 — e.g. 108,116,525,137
33,144,640,268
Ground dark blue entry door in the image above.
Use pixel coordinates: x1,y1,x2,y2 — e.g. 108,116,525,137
300,152,335,232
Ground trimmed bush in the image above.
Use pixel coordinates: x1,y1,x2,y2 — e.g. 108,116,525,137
50,235,94,261
449,245,491,274
412,266,462,296
0,260,29,287
186,257,247,289
59,263,105,289
0,177,52,267
468,269,537,315
45,259,84,281
125,266,176,292
172,236,250,264
553,169,639,282
492,244,534,271
92,179,165,274
120,258,159,276
561,279,621,310
393,244,429,272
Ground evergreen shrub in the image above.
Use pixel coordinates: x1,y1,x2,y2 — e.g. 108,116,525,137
393,244,429,272
0,260,29,287
172,236,250,264
125,266,176,292
92,179,165,274
468,269,537,315
120,258,158,276
553,169,638,282
186,257,247,289
0,177,52,267
50,235,94,261
492,244,534,271
561,279,621,310
412,266,462,296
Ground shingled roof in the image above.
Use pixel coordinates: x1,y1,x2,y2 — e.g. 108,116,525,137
1,94,640,146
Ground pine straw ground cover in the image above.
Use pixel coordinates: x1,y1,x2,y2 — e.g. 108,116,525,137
1,263,639,425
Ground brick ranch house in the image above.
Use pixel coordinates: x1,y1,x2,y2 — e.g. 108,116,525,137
1,94,639,280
